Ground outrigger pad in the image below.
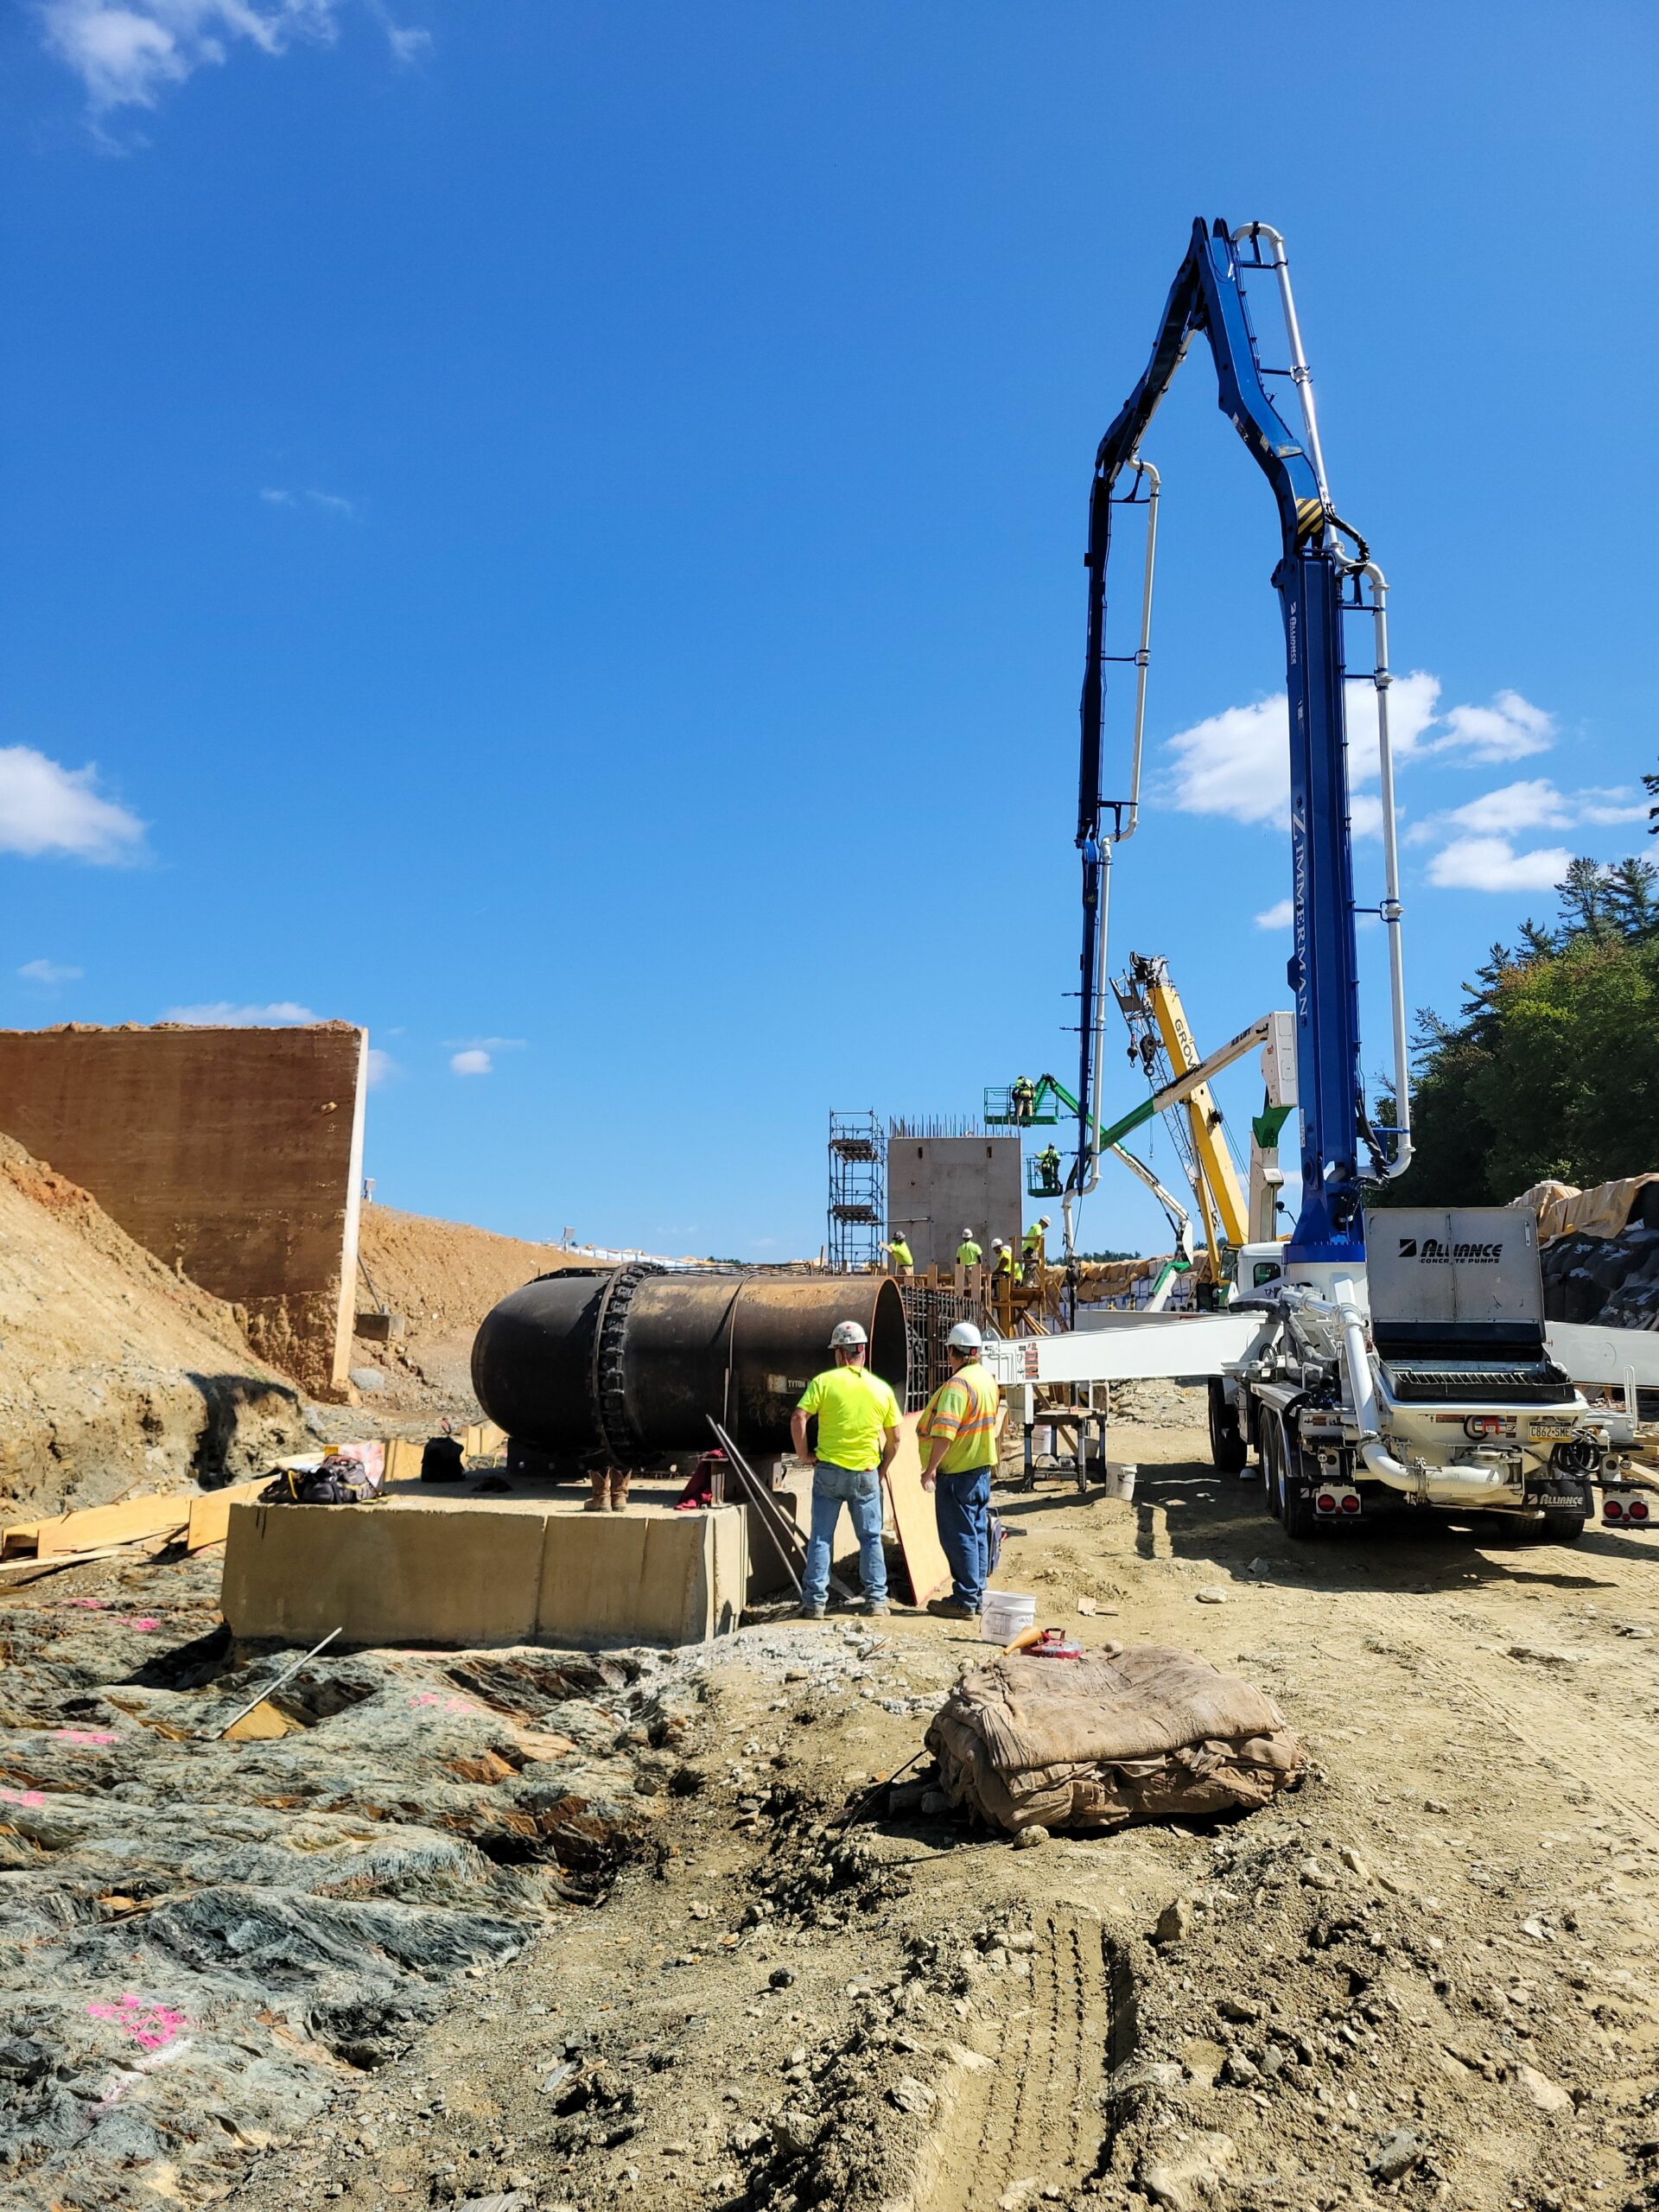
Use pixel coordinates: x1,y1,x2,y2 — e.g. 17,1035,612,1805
925,1643,1304,1834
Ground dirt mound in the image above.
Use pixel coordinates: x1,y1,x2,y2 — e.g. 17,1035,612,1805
351,1206,586,1416
0,1135,305,1519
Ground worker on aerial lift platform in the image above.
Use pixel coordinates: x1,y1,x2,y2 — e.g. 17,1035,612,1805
1010,1075,1037,1124
1035,1146,1063,1195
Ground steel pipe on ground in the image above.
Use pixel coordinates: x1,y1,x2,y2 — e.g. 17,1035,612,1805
471,1269,909,1460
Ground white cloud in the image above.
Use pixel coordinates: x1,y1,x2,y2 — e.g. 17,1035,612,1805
1343,670,1444,774
162,999,316,1024
261,485,358,518
41,0,343,115
443,1034,524,1052
0,745,145,863
1254,899,1294,931
450,1048,492,1077
1424,690,1554,763
1425,838,1573,893
1405,778,1652,848
1165,695,1289,827
1164,675,1557,832
364,1046,398,1086
18,957,85,984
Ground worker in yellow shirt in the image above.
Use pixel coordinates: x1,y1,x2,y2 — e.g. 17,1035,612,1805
918,1320,1002,1618
790,1319,902,1620
881,1233,914,1278
1022,1216,1051,1273
956,1228,982,1268
991,1238,1015,1287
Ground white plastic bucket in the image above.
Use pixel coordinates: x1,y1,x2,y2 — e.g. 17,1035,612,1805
981,1591,1037,1644
1102,1462,1137,1502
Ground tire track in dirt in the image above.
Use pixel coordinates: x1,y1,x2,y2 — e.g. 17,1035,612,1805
925,1913,1116,2212
1355,1587,1659,1840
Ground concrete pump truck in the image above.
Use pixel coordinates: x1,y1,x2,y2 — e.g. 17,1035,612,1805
1075,219,1612,1541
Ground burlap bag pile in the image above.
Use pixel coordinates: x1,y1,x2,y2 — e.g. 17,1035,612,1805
925,1643,1304,1833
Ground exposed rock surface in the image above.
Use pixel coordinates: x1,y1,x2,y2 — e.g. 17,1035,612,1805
0,1561,702,2209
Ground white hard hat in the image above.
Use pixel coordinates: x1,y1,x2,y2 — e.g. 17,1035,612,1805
1039,1216,1051,1226
946,1321,982,1353
963,1226,975,1237
991,1237,1006,1249
829,1319,868,1349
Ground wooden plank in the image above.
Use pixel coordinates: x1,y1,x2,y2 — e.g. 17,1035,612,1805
881,1412,951,1608
35,1495,190,1559
383,1437,425,1486
187,1478,269,1552
461,1421,507,1464
0,1521,44,1560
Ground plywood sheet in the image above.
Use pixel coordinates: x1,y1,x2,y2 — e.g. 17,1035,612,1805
34,1495,190,1559
882,1412,951,1607
186,1478,269,1552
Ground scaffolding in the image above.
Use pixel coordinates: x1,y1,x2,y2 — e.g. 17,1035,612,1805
827,1111,886,1273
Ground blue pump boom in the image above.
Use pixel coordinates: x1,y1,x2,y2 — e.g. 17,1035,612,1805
1076,217,1405,1267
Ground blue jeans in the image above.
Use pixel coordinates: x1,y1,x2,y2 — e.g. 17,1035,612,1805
802,1462,887,1607
933,1466,992,1610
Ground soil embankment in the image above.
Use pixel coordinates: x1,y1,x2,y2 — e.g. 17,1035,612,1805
0,1135,304,1519
351,1205,585,1414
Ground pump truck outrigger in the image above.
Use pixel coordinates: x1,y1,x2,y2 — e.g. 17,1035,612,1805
1079,219,1612,1541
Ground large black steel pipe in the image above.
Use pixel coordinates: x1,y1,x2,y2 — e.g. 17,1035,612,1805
471,1270,908,1460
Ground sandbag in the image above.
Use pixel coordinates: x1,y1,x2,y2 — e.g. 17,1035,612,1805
925,1643,1304,1834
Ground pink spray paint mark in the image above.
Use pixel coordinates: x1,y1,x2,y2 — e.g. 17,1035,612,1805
86,1995,188,2052
55,1728,119,1745
0,1787,46,1808
121,1617,162,1633
64,1598,110,1611
408,1692,479,1714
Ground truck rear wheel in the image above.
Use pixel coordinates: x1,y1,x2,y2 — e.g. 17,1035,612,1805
1257,1408,1282,1518
1208,1380,1248,1475
1538,1509,1587,1544
1268,1412,1316,1541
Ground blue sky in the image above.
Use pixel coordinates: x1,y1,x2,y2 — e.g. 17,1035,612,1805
2,1,1655,1259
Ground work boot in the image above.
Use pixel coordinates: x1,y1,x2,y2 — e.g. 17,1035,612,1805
926,1596,977,1621
865,1599,891,1616
607,1471,631,1513
795,1601,826,1620
585,1471,609,1513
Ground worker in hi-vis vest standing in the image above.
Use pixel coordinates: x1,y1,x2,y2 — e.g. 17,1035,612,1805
790,1319,901,1621
918,1320,1002,1618
881,1233,914,1278
956,1228,982,1268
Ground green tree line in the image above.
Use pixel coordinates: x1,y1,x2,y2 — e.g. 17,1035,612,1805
1382,775,1659,1205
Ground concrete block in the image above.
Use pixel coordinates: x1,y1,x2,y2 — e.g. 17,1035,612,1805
222,1496,747,1650
353,1311,405,1342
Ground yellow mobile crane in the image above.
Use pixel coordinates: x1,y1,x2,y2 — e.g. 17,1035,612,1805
993,953,1296,1284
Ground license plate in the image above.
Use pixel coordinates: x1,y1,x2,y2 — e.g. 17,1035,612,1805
1528,1420,1575,1443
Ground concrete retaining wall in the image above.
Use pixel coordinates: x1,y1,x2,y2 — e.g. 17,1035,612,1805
0,1023,366,1395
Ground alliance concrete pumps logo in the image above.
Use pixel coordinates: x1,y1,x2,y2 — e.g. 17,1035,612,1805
1397,1236,1504,1264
